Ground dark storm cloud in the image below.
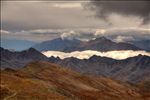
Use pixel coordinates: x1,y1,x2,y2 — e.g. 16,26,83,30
85,0,150,24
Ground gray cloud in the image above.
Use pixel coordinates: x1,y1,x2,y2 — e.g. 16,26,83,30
1,1,150,42
59,28,150,42
1,28,150,42
1,29,60,42
2,1,149,32
61,29,96,41
86,0,150,24
95,28,150,41
1,1,107,31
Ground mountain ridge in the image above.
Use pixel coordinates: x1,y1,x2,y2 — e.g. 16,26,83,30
32,37,142,52
33,38,81,52
0,47,48,69
55,54,150,83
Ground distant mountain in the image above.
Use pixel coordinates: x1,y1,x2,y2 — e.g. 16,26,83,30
33,37,142,52
55,54,150,83
64,37,142,52
1,38,37,51
33,38,81,52
128,40,150,51
1,61,149,100
0,47,48,69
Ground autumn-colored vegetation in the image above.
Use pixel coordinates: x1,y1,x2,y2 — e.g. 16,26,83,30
1,61,150,100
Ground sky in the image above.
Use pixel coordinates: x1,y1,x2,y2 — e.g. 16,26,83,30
1,0,150,42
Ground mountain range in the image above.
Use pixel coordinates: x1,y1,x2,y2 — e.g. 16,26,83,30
33,38,81,52
1,39,150,100
1,47,150,83
33,37,142,52
2,37,149,52
55,55,150,83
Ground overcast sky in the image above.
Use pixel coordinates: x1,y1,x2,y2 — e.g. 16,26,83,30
1,0,150,42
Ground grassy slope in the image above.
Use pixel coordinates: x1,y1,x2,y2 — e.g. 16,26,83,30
1,61,150,100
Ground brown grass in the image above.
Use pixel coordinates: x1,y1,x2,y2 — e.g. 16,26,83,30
1,61,150,100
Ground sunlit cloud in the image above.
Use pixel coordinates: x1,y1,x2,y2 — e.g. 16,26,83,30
94,29,106,36
52,3,82,8
1,30,11,34
42,50,150,60
61,30,81,40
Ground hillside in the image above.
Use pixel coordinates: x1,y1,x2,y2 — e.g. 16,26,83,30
1,61,150,100
0,47,48,69
56,55,150,83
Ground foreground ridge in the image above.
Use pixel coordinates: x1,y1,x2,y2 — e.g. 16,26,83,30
1,61,150,100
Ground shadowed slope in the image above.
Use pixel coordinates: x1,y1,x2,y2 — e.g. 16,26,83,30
32,37,142,52
0,47,48,69
57,55,150,83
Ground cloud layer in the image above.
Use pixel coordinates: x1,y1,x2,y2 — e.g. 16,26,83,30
1,1,150,43
86,0,150,24
1,27,150,42
42,50,150,60
1,1,107,31
2,1,149,31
